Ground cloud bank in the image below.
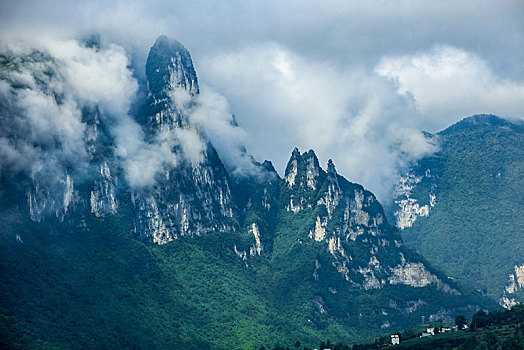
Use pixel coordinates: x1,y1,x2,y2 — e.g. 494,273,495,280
200,44,440,198
0,39,157,190
376,46,524,131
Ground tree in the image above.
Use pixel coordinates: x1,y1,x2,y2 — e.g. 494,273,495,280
455,315,467,330
294,340,301,348
470,310,490,330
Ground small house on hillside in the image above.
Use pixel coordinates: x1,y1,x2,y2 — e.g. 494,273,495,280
391,334,400,345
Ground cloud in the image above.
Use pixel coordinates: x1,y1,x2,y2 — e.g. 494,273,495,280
187,87,263,178
199,41,524,199
113,117,179,188
1,1,523,78
42,39,138,118
0,45,87,182
376,45,524,131
0,39,156,190
199,44,440,199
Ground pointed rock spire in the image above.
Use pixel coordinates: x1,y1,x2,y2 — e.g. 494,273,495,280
290,147,300,160
146,35,199,100
327,159,337,176
262,160,277,173
284,148,323,190
285,148,301,187
303,150,321,190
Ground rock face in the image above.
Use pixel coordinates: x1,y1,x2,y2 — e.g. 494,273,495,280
278,149,457,295
393,172,436,229
390,115,524,308
146,35,199,101
501,264,524,308
133,36,237,244
90,162,118,217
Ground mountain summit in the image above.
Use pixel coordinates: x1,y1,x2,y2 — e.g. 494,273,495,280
136,36,236,244
146,35,199,100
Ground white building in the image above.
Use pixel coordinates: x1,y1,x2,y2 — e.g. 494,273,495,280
391,334,400,345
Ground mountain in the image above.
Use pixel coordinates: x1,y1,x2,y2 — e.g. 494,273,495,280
390,115,524,308
0,37,496,349
135,36,237,243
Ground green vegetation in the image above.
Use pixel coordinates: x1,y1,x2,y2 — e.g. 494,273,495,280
0,162,494,349
392,115,524,303
267,305,524,350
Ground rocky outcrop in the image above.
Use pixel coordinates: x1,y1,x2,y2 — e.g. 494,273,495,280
279,148,454,294
393,171,436,229
90,162,118,217
27,173,79,222
133,36,237,243
283,149,323,213
501,264,524,308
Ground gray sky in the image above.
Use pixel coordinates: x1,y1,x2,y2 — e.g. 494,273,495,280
1,0,523,200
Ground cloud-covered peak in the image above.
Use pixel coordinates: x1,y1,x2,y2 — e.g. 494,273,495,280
146,35,199,100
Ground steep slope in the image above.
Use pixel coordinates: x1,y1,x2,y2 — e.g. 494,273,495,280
257,149,490,340
0,38,496,349
391,115,524,308
134,36,237,244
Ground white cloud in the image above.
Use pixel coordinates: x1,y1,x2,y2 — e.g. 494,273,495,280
200,44,438,199
0,45,88,180
189,87,263,178
113,117,179,188
376,46,524,130
0,39,161,190
43,39,138,117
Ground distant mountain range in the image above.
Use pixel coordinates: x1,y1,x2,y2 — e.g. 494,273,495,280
0,36,515,349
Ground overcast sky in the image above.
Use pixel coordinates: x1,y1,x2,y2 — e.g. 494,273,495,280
1,0,523,200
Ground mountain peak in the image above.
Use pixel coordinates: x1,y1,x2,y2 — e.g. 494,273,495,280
261,160,277,173
146,36,199,100
291,147,300,158
439,114,523,135
327,159,337,176
284,148,322,190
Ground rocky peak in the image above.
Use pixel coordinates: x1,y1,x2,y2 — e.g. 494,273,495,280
284,148,300,187
303,150,321,190
145,35,199,102
327,159,337,177
284,148,322,190
133,37,237,244
261,160,276,173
